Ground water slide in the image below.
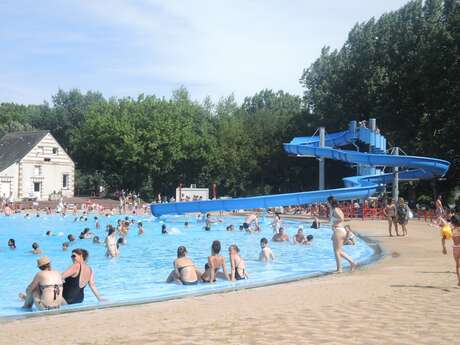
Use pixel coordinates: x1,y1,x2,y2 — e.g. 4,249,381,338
151,120,450,216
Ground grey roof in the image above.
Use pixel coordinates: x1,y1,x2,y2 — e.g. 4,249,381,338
0,131,48,172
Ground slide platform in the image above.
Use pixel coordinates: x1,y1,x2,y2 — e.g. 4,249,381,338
151,121,449,216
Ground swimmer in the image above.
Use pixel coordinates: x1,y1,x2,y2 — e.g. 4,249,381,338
67,234,76,243
8,238,16,249
166,246,202,285
204,213,222,231
243,214,259,232
62,242,70,251
116,238,124,249
79,228,92,239
226,225,235,231
161,224,168,234
201,240,230,283
293,227,307,244
228,245,248,281
105,227,119,257
327,196,357,273
272,213,282,233
259,238,275,262
184,221,189,228
31,242,42,255
272,227,289,242
45,230,53,236
310,216,321,229
92,236,102,244
138,222,144,235
94,217,100,229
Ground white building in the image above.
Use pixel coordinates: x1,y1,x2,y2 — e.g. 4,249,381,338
0,131,75,201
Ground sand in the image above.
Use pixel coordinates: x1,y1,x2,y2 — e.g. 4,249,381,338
1,219,458,345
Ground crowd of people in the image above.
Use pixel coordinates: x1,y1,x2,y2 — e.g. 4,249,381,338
9,193,442,312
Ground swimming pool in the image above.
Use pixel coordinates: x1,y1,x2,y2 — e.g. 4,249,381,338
0,214,378,317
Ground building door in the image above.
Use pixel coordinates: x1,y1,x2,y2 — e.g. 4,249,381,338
33,182,41,200
0,182,11,199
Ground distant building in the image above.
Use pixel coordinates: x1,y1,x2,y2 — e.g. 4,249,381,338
0,131,75,201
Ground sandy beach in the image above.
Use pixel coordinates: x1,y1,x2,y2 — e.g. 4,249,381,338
1,219,458,345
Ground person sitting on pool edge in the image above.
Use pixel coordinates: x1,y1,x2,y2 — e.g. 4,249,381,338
272,227,289,242
228,245,248,281
166,246,202,285
31,242,42,255
259,238,275,262
19,256,64,310
201,240,230,283
62,248,104,304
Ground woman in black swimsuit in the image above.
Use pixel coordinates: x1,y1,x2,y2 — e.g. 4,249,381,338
166,246,201,285
62,248,104,304
228,245,248,280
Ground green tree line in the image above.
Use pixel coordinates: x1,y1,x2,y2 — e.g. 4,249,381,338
0,0,458,203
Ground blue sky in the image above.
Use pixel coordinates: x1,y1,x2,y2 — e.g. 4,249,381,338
0,0,409,104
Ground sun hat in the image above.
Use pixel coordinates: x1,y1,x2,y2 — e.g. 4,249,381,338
37,256,51,268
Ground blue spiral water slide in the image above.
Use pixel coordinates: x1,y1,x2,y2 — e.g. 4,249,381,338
151,120,449,216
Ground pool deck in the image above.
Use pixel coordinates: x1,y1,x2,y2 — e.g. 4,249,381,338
1,219,458,345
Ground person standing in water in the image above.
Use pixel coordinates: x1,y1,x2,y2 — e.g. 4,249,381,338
105,226,119,257
259,238,275,262
19,256,64,310
62,248,104,304
327,196,357,273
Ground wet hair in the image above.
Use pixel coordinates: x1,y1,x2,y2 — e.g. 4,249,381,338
83,227,90,233
62,242,69,248
117,238,124,248
108,227,116,236
177,246,187,258
260,237,268,245
229,244,240,253
307,235,314,241
278,227,284,233
211,240,221,254
32,242,39,249
138,222,143,227
72,248,89,261
184,221,189,226
93,236,100,243
329,197,339,208
8,238,16,247
94,216,98,220
46,230,52,236
451,215,460,227
67,234,75,242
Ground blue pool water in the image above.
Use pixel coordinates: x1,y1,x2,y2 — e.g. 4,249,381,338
0,214,376,317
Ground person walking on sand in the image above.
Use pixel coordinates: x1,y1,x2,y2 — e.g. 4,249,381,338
396,197,411,236
443,215,460,286
327,196,357,273
435,195,445,222
384,199,399,237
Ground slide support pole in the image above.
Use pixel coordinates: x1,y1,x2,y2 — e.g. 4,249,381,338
319,127,325,190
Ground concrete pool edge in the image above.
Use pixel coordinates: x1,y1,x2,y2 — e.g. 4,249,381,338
0,226,384,322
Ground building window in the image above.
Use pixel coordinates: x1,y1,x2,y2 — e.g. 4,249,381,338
33,165,42,176
52,147,59,155
63,174,69,189
37,146,44,155
33,182,41,193
44,158,51,162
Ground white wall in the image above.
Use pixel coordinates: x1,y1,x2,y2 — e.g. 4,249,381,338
176,187,209,201
0,163,18,201
20,133,75,200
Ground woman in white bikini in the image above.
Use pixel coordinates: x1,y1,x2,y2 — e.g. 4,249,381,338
327,196,357,273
